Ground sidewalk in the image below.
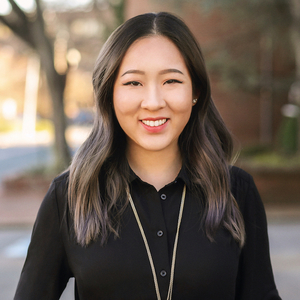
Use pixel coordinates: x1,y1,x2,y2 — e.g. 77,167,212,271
0,186,47,227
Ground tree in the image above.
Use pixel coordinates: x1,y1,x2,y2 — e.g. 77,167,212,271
0,0,71,172
0,0,126,171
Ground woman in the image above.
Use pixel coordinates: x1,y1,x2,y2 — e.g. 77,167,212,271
14,12,281,300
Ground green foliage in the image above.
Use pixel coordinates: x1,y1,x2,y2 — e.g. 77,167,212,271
0,119,22,132
278,116,298,154
35,118,53,133
23,164,58,178
99,0,125,41
239,144,272,157
0,118,53,133
109,0,125,26
239,146,300,168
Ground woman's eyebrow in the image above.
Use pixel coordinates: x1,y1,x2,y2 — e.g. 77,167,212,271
121,70,145,77
159,68,184,75
121,68,184,77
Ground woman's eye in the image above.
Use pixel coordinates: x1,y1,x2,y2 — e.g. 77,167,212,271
123,81,141,86
164,79,183,85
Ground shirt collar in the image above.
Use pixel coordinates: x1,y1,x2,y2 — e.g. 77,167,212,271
128,167,139,183
176,165,191,188
128,164,191,188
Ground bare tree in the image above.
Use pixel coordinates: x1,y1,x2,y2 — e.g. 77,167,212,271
0,0,71,172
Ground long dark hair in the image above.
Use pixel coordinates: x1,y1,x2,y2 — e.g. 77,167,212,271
68,12,245,247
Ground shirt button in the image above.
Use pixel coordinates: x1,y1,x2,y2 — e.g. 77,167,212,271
157,230,164,237
160,194,167,200
160,270,167,277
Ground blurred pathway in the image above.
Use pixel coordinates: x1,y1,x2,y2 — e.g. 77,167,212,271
269,222,300,299
0,228,74,300
0,146,53,183
0,126,91,184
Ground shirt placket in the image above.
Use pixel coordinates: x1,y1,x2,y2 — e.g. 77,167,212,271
132,183,171,299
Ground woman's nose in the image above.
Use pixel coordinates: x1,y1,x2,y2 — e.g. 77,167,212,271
140,85,166,110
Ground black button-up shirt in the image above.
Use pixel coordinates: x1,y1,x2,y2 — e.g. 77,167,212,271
14,167,281,300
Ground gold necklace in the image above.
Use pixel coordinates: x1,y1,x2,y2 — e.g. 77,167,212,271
127,184,186,300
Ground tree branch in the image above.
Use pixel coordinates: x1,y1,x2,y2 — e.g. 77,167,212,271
0,15,35,48
0,15,12,29
0,0,35,48
35,0,46,32
8,0,28,25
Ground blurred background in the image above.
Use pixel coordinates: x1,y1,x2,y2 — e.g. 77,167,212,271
0,0,299,299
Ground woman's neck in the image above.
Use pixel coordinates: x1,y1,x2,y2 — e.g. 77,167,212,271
126,145,182,191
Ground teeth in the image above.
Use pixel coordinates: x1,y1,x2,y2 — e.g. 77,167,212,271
142,119,167,127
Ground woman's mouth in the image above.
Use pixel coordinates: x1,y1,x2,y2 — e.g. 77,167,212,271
141,119,167,127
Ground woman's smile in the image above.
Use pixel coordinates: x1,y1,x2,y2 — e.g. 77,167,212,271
140,118,169,133
141,118,168,127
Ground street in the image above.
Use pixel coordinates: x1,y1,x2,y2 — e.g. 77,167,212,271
0,221,299,299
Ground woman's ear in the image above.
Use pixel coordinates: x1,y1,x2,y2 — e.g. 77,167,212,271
192,92,200,106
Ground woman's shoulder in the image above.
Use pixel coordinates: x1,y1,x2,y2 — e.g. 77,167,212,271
229,166,261,212
229,165,255,190
52,170,70,185
41,170,70,208
50,170,70,202
230,165,252,182
33,170,70,225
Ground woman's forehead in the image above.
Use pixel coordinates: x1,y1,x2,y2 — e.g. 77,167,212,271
118,36,189,75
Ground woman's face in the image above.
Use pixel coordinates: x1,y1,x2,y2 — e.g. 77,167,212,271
113,35,194,154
